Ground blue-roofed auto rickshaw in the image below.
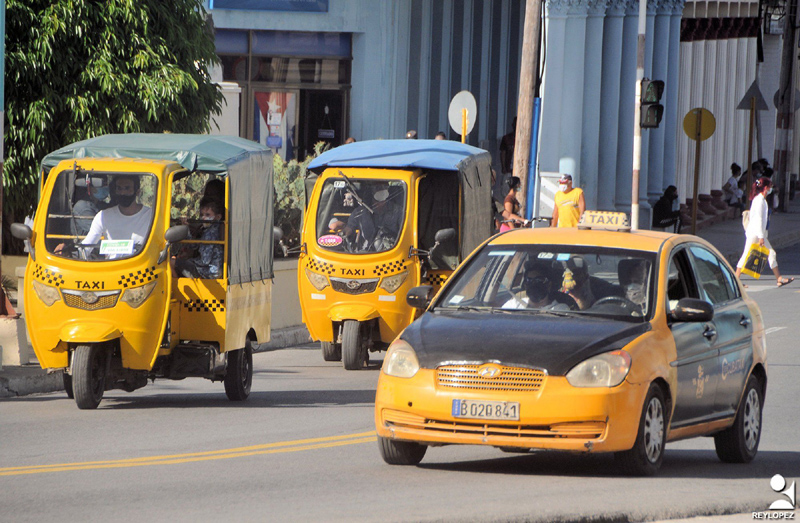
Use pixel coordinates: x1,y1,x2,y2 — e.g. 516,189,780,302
299,139,494,369
11,134,276,409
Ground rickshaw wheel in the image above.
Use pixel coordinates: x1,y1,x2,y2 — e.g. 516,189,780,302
72,344,106,410
224,345,253,401
321,341,342,362
342,320,365,370
63,372,74,399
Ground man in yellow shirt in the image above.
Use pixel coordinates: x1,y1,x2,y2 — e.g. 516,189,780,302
552,174,585,227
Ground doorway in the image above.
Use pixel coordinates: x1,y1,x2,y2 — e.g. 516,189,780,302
300,90,346,159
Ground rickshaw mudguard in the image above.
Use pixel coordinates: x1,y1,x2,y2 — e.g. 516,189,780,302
327,303,381,323
59,321,122,343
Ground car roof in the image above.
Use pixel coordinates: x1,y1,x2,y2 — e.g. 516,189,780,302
489,227,674,253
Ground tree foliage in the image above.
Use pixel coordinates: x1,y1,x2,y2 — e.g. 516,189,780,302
4,0,224,230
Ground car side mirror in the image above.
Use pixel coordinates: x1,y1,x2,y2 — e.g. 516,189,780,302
435,228,456,244
406,285,434,310
164,225,190,244
10,223,32,240
670,298,714,322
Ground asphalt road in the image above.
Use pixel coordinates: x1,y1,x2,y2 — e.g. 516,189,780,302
1,245,799,523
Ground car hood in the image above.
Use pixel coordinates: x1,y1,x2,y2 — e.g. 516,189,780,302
400,310,650,376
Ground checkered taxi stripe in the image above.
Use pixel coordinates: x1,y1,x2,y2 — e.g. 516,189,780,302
425,273,449,286
118,266,157,288
373,259,407,276
307,258,335,275
183,299,226,312
32,264,64,287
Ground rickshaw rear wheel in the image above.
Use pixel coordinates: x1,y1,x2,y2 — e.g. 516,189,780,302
72,344,106,410
342,320,365,370
224,345,253,401
63,372,74,399
321,341,342,362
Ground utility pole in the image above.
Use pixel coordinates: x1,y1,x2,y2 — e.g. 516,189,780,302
773,0,798,211
513,0,543,215
630,0,647,230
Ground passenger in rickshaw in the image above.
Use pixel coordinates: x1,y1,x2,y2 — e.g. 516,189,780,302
172,197,224,279
82,175,153,257
71,178,110,236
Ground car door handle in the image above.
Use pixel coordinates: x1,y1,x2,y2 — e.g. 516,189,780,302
739,317,751,327
703,327,717,339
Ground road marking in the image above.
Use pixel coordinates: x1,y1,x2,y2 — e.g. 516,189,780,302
765,327,786,335
0,431,377,476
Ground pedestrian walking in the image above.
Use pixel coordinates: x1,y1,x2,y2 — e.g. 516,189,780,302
551,174,585,228
734,177,794,288
499,176,526,232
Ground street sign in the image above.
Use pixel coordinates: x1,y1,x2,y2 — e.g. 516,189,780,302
448,91,477,137
683,108,715,141
736,81,768,111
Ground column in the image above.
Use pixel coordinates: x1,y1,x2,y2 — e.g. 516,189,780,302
661,0,684,192
580,0,607,210
539,0,568,174
647,0,670,210
614,0,639,213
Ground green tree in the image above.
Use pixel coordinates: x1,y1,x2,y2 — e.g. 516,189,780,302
3,0,223,248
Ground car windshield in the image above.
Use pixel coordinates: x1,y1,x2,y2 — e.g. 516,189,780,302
44,170,158,261
436,244,656,320
315,177,407,254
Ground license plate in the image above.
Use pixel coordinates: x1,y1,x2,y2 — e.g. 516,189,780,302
452,399,520,421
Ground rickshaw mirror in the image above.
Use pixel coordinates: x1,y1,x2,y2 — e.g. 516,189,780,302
273,226,284,242
164,225,190,244
10,223,32,240
406,285,434,310
434,228,456,244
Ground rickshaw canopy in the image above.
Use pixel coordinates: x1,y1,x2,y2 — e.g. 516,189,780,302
307,139,493,262
40,134,274,285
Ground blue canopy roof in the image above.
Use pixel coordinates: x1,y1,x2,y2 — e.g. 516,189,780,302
308,139,489,173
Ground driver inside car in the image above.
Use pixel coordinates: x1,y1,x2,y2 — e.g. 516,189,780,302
503,259,578,310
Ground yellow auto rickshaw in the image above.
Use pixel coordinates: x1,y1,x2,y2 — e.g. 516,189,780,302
12,134,277,409
300,139,493,369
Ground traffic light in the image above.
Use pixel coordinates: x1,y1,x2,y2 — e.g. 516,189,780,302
640,79,665,128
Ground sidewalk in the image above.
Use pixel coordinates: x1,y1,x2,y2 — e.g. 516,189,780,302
3,198,799,398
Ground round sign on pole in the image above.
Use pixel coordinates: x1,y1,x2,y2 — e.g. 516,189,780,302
683,108,716,141
448,91,477,137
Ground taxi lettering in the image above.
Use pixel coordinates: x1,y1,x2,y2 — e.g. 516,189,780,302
587,214,620,225
341,268,365,277
75,280,104,290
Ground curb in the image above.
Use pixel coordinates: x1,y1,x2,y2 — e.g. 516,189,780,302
0,369,65,398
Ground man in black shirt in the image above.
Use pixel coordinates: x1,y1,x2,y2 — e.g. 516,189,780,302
652,185,681,232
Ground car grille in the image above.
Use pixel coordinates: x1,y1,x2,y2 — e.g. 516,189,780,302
436,364,546,392
62,290,119,311
329,277,378,295
382,410,605,439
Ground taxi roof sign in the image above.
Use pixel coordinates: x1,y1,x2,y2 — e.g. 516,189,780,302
577,211,631,231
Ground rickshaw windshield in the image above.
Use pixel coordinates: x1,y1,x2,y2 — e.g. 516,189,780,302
315,178,407,254
44,171,158,261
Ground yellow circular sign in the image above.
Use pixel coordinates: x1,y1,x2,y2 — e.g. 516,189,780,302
683,108,716,141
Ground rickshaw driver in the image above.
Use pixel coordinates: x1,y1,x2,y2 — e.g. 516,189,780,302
341,183,404,252
82,174,154,257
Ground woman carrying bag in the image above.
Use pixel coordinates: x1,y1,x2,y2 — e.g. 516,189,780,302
735,177,794,287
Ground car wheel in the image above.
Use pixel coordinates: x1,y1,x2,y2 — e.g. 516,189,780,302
616,383,666,476
63,371,74,399
714,375,762,463
342,320,364,370
224,345,253,401
72,344,106,410
321,341,342,362
378,436,427,465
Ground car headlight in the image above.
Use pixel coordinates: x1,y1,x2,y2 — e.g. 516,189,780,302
120,281,157,308
379,270,408,293
305,268,330,291
32,280,61,307
382,339,420,378
566,350,631,387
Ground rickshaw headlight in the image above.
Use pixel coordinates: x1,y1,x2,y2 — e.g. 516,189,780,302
305,268,329,291
382,339,419,378
566,350,631,387
379,271,408,293
32,280,61,307
120,281,157,309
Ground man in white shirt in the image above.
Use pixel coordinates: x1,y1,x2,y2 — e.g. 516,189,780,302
83,175,153,257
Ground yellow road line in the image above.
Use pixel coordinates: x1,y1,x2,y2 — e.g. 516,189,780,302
0,432,377,476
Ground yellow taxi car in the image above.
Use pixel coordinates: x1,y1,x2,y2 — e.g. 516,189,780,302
374,212,766,475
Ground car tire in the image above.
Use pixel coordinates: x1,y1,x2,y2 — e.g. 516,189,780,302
321,341,342,362
616,383,666,476
714,375,762,463
224,345,253,401
378,436,427,465
72,344,106,410
63,371,74,399
342,320,364,370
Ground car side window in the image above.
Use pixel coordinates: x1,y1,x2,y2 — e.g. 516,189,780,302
688,245,738,305
666,248,699,311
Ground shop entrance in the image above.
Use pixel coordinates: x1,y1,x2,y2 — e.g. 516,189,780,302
300,90,346,159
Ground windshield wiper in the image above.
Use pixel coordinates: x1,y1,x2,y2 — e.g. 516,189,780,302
337,170,373,214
